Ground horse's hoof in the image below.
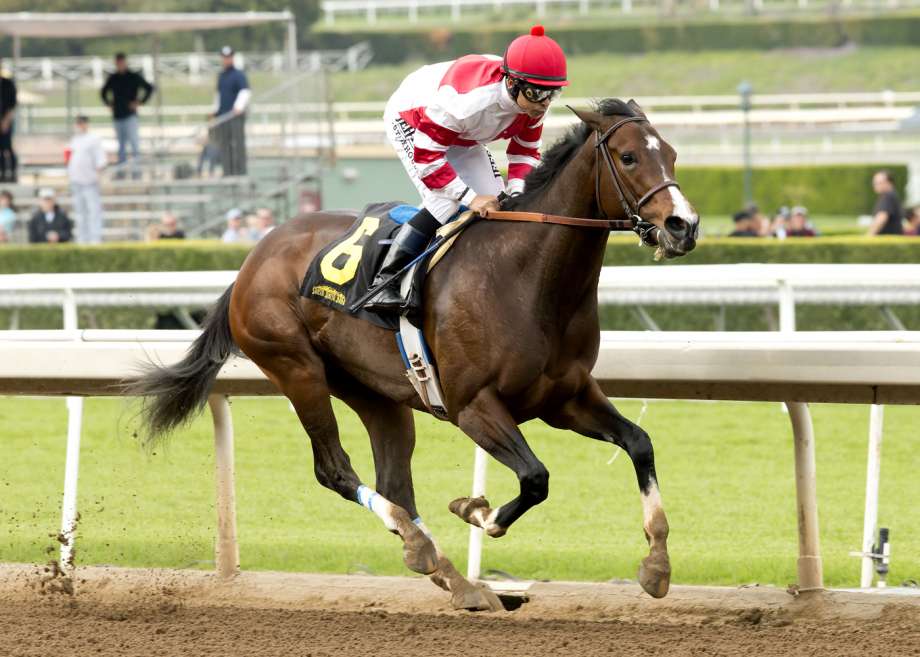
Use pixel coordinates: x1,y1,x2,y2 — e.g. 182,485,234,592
638,552,671,599
402,532,438,575
451,581,504,612
448,496,490,523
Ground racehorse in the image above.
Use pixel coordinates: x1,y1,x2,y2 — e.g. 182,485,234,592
130,98,699,611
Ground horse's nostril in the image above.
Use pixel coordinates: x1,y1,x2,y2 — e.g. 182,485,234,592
665,216,689,239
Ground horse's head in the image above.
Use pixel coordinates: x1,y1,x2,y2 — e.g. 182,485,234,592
570,100,699,259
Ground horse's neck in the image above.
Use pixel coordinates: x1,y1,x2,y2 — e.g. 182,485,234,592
511,139,613,301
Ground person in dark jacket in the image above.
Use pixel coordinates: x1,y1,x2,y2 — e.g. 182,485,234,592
100,53,154,179
867,170,904,236
210,46,250,177
0,57,17,183
28,188,73,244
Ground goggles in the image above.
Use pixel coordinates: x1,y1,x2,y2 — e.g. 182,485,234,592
517,82,562,104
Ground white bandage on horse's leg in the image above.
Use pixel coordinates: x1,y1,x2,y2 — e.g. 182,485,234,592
356,485,398,531
412,517,433,539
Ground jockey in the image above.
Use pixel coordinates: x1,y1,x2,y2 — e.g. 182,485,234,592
365,25,568,311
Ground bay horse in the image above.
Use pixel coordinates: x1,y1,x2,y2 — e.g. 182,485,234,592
131,99,699,611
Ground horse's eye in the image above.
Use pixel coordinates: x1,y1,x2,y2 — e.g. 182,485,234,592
621,153,636,166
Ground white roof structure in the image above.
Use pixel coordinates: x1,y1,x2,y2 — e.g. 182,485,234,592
0,12,293,38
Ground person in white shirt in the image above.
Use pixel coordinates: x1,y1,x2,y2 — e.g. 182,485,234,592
67,116,107,244
220,207,245,243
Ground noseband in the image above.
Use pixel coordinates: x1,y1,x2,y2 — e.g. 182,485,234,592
594,116,681,245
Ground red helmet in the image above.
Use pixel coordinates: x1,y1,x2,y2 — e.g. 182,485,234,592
502,25,568,87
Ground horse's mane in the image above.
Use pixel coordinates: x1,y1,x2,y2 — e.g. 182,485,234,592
504,98,638,210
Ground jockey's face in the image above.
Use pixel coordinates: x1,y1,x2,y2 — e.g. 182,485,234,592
516,93,551,119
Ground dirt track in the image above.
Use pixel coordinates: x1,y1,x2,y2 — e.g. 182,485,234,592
1,564,918,657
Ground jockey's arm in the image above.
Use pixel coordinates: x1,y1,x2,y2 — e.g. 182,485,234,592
413,105,479,212
505,115,544,196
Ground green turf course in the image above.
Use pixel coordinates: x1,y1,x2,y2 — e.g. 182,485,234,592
1,396,917,588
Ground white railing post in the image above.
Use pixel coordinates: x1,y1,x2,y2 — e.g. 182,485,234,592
59,289,82,574
466,446,489,580
209,394,240,578
860,404,884,588
787,401,823,591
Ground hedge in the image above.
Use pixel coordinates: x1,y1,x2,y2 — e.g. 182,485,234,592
677,164,907,217
3,237,920,331
2,234,920,276
310,13,920,63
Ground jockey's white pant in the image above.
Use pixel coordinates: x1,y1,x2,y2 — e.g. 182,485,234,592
385,114,504,224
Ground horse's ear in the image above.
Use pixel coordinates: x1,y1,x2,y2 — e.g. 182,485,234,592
566,105,605,131
627,99,647,118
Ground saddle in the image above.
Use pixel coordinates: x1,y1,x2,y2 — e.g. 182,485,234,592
301,202,477,419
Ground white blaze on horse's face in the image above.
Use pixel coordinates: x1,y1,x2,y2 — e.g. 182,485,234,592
645,135,661,152
660,163,697,227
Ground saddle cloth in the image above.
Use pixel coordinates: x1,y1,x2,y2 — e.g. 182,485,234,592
300,201,476,331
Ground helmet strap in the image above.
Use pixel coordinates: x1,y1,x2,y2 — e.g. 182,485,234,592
505,76,521,101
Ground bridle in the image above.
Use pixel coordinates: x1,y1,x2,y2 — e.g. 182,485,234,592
485,113,684,245
593,115,681,246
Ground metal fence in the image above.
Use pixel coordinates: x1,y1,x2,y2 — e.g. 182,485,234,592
322,0,920,23
10,42,372,88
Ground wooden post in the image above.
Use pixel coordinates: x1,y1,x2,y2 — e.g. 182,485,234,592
787,401,823,590
209,394,240,579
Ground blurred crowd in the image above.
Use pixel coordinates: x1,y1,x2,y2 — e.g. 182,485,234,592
728,169,918,239
0,46,253,245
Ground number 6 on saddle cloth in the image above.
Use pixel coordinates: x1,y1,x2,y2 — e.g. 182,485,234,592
300,201,476,419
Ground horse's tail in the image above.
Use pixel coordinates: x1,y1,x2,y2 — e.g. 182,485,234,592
128,284,238,447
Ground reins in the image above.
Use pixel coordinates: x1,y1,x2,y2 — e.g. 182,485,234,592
484,114,681,245
481,209,634,231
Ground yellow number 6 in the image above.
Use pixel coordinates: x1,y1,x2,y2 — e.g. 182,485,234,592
320,215,381,285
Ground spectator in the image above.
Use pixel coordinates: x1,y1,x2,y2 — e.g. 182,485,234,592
729,210,759,237
100,53,154,180
0,57,17,183
245,212,260,240
787,206,817,237
904,206,920,236
255,207,275,240
220,207,245,242
156,211,186,240
28,188,73,243
867,170,904,236
0,226,7,243
0,189,15,237
771,206,791,239
743,203,771,237
68,116,107,244
210,46,250,177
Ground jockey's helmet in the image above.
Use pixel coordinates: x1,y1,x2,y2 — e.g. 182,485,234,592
502,25,569,94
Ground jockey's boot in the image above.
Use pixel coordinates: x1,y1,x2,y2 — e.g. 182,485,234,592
364,213,437,312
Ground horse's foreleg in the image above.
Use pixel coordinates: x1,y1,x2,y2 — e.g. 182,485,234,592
337,384,501,610
543,378,671,598
450,388,549,538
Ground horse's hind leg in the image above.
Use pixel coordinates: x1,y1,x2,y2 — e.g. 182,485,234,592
543,378,670,598
250,345,437,576
335,383,502,611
